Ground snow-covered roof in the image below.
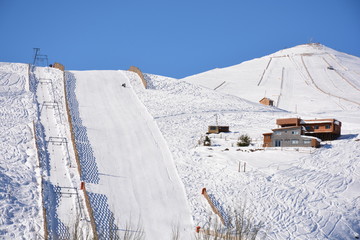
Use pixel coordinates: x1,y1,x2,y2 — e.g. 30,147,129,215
301,120,333,124
301,135,322,142
260,97,273,101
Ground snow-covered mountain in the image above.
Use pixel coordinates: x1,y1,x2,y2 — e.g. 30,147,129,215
182,43,360,114
1,43,359,239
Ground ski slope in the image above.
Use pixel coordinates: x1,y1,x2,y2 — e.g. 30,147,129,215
31,66,93,239
183,44,360,114
68,70,193,239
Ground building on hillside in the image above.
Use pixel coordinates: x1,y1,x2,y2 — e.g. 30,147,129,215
208,126,230,134
276,118,341,141
259,97,274,106
263,117,341,148
263,126,320,148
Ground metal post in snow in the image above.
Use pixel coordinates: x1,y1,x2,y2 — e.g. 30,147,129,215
238,161,241,172
244,162,246,172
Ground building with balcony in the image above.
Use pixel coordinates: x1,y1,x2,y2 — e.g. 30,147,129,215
263,118,341,147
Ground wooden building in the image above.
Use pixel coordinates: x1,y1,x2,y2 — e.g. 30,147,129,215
263,133,272,147
208,126,229,134
259,97,274,106
263,126,320,148
276,118,341,141
263,117,342,147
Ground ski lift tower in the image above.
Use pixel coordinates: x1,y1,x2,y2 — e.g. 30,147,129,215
32,48,49,67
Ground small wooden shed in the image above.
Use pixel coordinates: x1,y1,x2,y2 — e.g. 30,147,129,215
259,97,274,106
208,126,230,134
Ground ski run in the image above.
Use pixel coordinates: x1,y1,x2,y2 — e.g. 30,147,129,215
0,44,359,239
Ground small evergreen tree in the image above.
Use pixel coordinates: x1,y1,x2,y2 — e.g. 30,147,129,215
204,136,211,146
237,134,251,147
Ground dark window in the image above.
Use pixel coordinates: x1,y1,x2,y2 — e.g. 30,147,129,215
305,126,311,131
314,125,319,129
210,126,217,130
325,125,331,129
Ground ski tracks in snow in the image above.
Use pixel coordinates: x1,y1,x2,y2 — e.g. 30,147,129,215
128,71,360,239
301,55,360,108
0,63,42,239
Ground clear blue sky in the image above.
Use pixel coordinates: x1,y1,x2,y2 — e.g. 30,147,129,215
1,0,359,78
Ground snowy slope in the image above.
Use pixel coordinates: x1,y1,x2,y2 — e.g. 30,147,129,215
182,43,360,114
31,66,93,239
68,70,193,239
0,63,42,238
127,70,360,239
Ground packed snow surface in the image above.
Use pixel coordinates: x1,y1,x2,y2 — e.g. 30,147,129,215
68,70,193,239
31,66,93,239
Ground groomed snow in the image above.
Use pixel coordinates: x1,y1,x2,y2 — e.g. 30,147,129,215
69,70,193,239
31,66,93,238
